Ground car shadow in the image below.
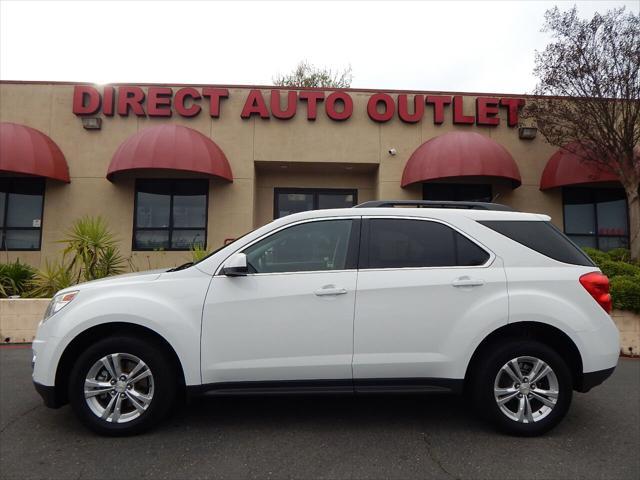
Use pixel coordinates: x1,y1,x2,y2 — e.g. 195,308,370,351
164,393,493,435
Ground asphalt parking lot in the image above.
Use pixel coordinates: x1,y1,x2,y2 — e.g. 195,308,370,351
1,347,638,480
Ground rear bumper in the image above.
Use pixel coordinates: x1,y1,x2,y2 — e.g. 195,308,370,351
576,366,616,393
33,381,64,409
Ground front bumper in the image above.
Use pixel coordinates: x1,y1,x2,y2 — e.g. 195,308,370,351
33,381,64,409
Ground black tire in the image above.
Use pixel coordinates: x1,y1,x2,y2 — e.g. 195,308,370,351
68,335,178,436
472,340,573,436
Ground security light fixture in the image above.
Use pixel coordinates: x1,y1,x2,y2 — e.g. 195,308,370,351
82,117,102,130
518,126,537,140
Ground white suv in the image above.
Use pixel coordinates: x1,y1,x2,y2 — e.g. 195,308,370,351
32,201,619,436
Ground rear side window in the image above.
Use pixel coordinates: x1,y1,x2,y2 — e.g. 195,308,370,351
479,220,595,266
363,219,490,269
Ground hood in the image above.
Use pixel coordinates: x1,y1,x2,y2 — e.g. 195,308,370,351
60,268,168,293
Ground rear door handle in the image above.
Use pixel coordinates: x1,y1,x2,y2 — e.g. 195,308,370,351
314,285,348,296
452,276,485,287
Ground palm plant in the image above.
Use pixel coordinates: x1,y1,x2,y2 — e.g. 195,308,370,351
61,216,120,283
190,243,210,263
28,259,74,298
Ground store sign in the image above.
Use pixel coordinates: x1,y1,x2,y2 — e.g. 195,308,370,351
72,86,525,127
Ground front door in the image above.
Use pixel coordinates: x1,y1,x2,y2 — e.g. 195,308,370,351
353,217,508,388
201,218,360,386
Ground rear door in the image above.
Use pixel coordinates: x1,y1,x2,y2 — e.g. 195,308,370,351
352,217,508,388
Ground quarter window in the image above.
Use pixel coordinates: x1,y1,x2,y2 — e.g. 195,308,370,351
244,219,355,273
563,187,628,251
363,219,489,269
134,179,208,251
274,188,357,219
0,178,45,250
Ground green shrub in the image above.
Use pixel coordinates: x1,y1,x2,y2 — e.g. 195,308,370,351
598,259,640,278
606,248,631,263
583,247,609,265
610,275,640,314
0,260,36,298
582,248,640,313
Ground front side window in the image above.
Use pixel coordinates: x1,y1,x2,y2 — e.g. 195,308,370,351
363,218,489,269
244,219,355,273
0,178,45,250
274,188,357,219
563,187,628,250
134,179,208,250
423,183,492,202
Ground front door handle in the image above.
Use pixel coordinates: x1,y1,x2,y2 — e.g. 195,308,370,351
314,285,348,296
452,276,485,288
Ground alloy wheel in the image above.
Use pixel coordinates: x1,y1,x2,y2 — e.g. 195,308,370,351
493,356,559,424
84,353,155,423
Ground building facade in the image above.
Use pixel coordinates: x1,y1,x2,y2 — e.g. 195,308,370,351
0,81,629,269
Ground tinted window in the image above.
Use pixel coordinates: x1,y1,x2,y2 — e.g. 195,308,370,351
244,220,354,273
275,189,357,219
365,219,489,269
480,220,594,266
1,178,45,250
134,179,208,250
424,183,492,202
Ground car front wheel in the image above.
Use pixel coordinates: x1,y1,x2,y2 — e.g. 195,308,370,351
473,340,572,436
69,335,177,436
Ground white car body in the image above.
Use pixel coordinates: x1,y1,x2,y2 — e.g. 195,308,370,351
33,207,619,402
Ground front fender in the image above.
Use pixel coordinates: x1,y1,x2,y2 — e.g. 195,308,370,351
35,269,211,387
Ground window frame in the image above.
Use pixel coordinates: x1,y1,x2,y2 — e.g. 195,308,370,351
132,178,209,251
273,188,358,219
358,216,494,271
216,217,361,276
0,178,46,252
422,183,493,202
562,187,629,250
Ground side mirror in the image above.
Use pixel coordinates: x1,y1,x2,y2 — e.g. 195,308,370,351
222,253,248,277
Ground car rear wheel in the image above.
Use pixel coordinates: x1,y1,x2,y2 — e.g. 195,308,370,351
69,335,177,436
473,340,572,436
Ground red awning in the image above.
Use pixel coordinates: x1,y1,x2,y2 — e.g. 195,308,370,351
107,125,233,181
540,143,618,190
0,122,70,182
401,132,521,188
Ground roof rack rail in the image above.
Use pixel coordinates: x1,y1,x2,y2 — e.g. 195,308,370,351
353,200,515,211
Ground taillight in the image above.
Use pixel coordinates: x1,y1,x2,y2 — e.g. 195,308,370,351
579,272,612,313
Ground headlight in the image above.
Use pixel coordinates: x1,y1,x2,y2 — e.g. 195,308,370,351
43,290,79,322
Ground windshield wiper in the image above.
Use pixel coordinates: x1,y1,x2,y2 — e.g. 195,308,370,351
167,262,194,272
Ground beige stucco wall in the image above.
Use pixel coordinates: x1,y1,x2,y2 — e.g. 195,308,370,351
0,82,564,270
0,299,49,343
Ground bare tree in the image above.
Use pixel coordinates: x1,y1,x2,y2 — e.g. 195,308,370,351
525,6,640,259
273,60,353,88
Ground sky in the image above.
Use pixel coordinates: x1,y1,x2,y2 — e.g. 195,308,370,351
1,0,638,94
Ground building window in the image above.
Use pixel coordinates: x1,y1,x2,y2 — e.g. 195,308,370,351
133,179,208,251
423,183,492,202
563,187,628,251
274,188,357,219
0,178,45,251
